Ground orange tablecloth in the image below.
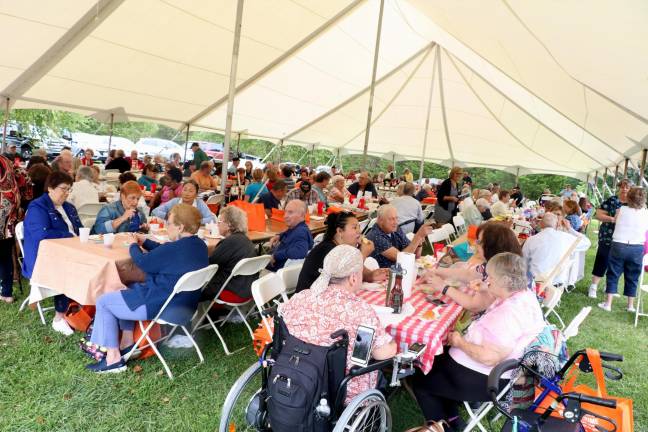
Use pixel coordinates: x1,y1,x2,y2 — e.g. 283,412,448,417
422,197,437,204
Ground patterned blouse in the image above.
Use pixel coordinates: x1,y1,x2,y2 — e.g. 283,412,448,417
279,285,393,403
0,156,20,240
597,196,625,246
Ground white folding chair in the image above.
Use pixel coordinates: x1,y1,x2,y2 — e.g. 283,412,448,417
313,233,324,247
564,306,592,340
76,202,105,221
358,218,370,234
362,217,377,235
192,255,271,355
452,215,466,235
277,262,303,296
364,257,380,271
427,228,450,246
463,371,520,432
442,223,456,242
124,264,218,379
251,273,288,335
634,254,648,327
542,285,566,329
405,232,415,241
16,222,54,325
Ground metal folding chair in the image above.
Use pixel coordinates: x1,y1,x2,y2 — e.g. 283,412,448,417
634,254,648,327
251,272,288,335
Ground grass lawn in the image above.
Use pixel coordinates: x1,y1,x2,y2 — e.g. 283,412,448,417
0,222,646,431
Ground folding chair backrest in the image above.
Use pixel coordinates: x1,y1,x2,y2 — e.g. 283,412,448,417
405,232,414,241
563,306,592,340
536,237,581,294
277,263,302,295
252,272,289,334
358,218,370,233
77,202,105,218
207,194,224,205
442,223,455,236
173,264,220,294
542,285,564,315
82,217,96,229
452,215,466,232
364,257,379,271
427,228,449,245
231,255,272,278
363,217,377,234
14,221,25,257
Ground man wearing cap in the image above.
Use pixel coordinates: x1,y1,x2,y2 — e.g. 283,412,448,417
227,156,241,175
190,142,209,172
285,180,319,206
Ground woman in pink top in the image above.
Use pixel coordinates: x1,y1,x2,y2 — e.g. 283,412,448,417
413,252,545,429
155,167,183,208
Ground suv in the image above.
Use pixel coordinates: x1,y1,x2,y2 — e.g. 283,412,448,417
3,131,37,159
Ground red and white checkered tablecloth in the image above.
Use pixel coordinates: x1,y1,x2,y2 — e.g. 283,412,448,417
356,289,463,374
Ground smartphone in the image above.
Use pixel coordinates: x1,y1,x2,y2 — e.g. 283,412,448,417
350,325,376,367
407,342,427,359
426,295,446,306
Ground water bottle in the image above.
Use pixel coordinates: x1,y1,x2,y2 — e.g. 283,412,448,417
315,398,331,419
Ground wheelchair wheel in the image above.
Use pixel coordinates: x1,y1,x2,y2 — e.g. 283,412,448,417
219,361,266,432
333,389,392,432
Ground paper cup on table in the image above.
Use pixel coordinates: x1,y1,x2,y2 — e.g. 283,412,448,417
79,227,90,243
397,251,416,300
103,233,115,248
149,223,160,233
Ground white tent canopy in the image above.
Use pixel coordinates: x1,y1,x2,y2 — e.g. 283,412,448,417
2,0,647,180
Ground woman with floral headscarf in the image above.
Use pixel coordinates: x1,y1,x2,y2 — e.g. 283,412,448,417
0,155,20,304
279,245,396,402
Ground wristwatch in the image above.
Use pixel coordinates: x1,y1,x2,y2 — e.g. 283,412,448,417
442,285,451,296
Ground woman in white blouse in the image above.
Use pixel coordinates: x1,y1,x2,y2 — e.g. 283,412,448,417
68,166,100,209
599,187,648,312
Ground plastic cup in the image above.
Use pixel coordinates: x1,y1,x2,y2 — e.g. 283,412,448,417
149,223,160,233
317,201,324,216
103,233,115,248
140,184,145,191
150,183,157,193
79,227,90,243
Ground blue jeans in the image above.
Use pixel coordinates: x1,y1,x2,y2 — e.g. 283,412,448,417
90,291,147,349
605,242,644,297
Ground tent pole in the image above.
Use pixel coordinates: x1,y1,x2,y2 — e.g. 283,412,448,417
338,148,343,173
623,158,629,178
639,149,647,186
1,98,9,154
602,167,608,198
183,124,190,163
235,132,241,155
361,0,385,170
613,164,619,190
437,50,455,165
419,46,438,181
585,173,590,198
277,139,283,165
260,143,277,163
515,167,520,185
221,0,245,193
107,112,114,153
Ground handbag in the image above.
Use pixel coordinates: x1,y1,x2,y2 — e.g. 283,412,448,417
534,348,633,432
404,420,449,432
229,199,267,231
64,302,96,332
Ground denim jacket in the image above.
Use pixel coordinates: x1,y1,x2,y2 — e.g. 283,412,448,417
93,200,148,234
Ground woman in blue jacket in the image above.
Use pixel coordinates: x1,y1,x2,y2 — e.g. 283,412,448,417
151,180,215,225
23,171,82,336
93,180,149,234
86,204,208,373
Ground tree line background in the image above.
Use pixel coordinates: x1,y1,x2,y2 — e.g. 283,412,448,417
5,109,644,201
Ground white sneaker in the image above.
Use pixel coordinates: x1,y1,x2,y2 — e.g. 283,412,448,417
164,334,194,349
52,318,74,336
627,306,636,313
597,302,611,312
588,287,597,299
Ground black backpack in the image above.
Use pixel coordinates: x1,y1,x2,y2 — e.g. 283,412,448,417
266,317,348,432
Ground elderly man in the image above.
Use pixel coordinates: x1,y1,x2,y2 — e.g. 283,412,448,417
390,182,424,235
475,198,492,221
105,149,130,173
285,180,319,206
190,160,219,191
259,180,287,217
366,204,431,268
52,149,75,176
522,212,579,285
268,200,314,271
347,171,378,198
125,150,144,170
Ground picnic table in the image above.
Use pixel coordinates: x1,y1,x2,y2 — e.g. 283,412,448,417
355,288,463,374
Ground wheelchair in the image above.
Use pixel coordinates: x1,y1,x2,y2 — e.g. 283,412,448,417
219,310,420,432
488,349,625,432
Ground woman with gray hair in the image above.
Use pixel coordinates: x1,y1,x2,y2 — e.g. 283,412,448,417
68,165,100,208
201,206,257,303
280,245,396,403
414,252,545,428
327,174,349,204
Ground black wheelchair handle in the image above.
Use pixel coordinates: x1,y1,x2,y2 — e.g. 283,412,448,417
562,393,617,409
487,359,520,396
599,352,623,362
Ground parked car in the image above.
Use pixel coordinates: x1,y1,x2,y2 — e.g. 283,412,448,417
1,124,40,159
71,132,135,162
136,137,184,160
315,165,332,174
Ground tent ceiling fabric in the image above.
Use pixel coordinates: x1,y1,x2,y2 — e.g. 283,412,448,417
1,0,646,179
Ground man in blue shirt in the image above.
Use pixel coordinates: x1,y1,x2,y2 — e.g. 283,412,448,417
259,180,287,217
267,200,313,271
366,204,431,268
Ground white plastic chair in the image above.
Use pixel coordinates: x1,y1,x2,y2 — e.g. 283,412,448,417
16,222,54,325
192,255,271,355
76,202,105,220
405,232,415,241
82,217,96,229
542,285,566,329
362,217,377,235
313,233,324,247
634,254,648,327
124,264,219,379
463,371,520,432
364,257,380,271
251,272,288,335
277,262,303,296
564,306,592,340
427,228,450,246
442,223,456,242
452,215,466,235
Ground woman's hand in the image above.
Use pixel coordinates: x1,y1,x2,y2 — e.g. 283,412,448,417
447,331,464,348
368,268,388,282
468,279,487,292
139,223,149,233
129,233,147,246
359,238,375,257
120,208,136,224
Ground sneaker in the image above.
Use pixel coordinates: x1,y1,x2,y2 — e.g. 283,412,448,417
86,358,127,374
627,306,636,313
588,287,597,299
52,318,74,336
164,334,194,349
119,344,141,360
597,302,611,312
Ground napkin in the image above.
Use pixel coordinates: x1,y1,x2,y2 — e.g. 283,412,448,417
397,251,416,300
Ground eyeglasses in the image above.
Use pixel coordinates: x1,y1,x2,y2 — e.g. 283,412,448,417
56,186,72,194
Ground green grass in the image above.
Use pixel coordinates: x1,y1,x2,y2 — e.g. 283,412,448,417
0,222,646,431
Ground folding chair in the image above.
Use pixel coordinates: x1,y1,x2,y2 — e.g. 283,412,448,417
405,232,415,241
563,306,592,340
77,202,104,228
634,253,648,327
427,228,450,245
442,223,456,242
16,222,54,325
206,194,224,215
534,237,581,296
251,272,288,335
452,215,467,235
362,217,377,235
358,218,370,234
124,264,218,379
192,255,271,355
542,285,566,329
277,262,302,296
463,371,520,432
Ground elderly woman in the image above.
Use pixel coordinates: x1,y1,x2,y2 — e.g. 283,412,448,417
93,181,148,234
151,180,215,225
457,197,483,226
68,166,100,209
421,222,522,313
244,168,266,202
86,204,208,373
414,252,545,428
137,164,159,191
296,211,388,292
280,245,397,402
476,198,493,221
434,166,462,223
22,171,82,335
200,206,257,303
327,175,349,204
80,148,94,166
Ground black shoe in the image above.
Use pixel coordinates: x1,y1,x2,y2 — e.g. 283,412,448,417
119,344,141,360
86,358,127,374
